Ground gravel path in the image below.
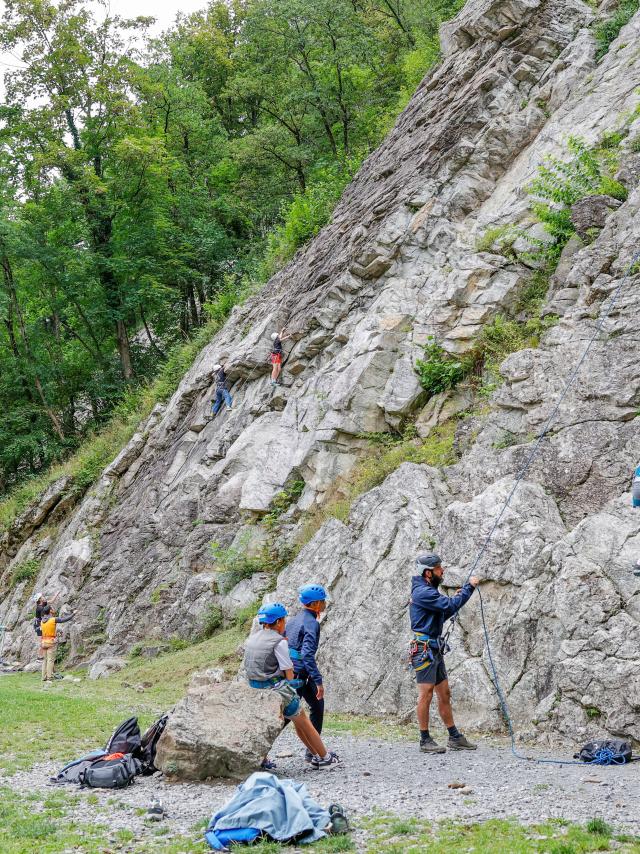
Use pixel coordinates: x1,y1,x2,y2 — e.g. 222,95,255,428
4,730,639,850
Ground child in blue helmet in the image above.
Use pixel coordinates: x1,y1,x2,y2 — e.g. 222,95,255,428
244,602,340,769
285,584,327,763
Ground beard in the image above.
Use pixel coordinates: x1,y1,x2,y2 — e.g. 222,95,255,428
430,574,443,588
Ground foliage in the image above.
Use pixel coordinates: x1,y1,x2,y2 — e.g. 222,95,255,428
526,136,628,261
475,224,519,257
594,0,639,61
201,604,224,639
8,558,40,590
211,535,275,592
415,337,470,397
263,479,306,527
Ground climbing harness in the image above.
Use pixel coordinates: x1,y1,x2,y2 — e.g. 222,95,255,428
447,249,640,766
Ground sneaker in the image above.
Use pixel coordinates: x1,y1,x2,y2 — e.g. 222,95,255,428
226,405,232,411
312,751,341,769
304,750,315,764
420,735,446,754
260,758,277,771
146,798,165,822
328,803,350,835
448,734,477,751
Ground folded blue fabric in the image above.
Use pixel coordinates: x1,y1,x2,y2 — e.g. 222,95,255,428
205,772,331,850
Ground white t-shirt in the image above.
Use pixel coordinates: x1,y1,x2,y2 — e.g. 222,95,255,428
274,638,293,672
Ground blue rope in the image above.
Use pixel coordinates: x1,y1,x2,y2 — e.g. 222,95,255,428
450,248,640,766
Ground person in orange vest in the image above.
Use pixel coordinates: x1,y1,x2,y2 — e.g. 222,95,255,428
40,605,73,682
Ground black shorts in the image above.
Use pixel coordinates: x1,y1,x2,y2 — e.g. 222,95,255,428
413,649,447,685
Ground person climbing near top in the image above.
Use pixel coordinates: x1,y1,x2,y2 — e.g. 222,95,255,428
285,584,327,764
269,329,292,386
410,553,479,754
40,604,73,683
210,363,233,416
244,602,340,769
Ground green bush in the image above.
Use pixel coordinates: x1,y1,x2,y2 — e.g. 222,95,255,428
263,479,305,527
201,605,223,639
211,537,273,593
9,558,40,590
585,818,612,836
475,224,518,257
415,337,470,397
594,0,639,61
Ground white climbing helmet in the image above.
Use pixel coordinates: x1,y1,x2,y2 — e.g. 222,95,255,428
213,364,222,371
270,333,278,340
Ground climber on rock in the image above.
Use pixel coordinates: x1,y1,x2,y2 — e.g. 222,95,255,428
40,604,74,683
210,363,233,416
244,602,340,769
269,329,292,386
410,552,479,754
285,584,327,764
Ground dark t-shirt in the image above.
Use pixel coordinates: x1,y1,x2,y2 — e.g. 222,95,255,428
215,368,227,390
271,336,283,355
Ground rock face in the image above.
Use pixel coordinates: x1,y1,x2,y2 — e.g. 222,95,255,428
2,0,640,745
155,675,283,780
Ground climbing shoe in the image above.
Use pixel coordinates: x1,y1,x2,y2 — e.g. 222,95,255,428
312,751,341,769
447,734,477,751
328,804,350,835
420,735,446,754
146,798,165,822
260,758,277,771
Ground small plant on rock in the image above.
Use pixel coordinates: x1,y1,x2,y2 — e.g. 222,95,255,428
9,558,40,591
415,337,471,398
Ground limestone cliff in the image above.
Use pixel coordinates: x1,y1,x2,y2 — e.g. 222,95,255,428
2,0,640,746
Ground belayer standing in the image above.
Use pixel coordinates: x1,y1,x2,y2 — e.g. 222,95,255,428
285,584,327,764
269,329,292,386
244,602,340,768
211,363,233,415
410,553,479,753
40,604,73,683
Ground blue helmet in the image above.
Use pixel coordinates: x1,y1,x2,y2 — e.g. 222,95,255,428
257,602,288,624
299,584,327,605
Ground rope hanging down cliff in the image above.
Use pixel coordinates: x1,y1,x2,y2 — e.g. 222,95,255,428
445,248,640,766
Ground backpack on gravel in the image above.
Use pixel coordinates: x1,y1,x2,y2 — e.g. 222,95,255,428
139,713,169,775
79,754,142,789
574,738,632,765
104,716,142,756
51,750,107,784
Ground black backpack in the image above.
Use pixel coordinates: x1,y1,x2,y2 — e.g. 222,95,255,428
104,716,142,756
80,754,142,789
139,714,169,775
51,750,107,784
575,738,632,765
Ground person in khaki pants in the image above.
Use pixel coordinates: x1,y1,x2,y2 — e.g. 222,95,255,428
40,606,73,682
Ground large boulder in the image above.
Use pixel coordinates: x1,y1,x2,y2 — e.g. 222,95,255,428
155,674,282,780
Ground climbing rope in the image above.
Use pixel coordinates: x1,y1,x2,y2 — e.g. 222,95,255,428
447,248,640,765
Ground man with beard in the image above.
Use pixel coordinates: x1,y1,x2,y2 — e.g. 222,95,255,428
410,553,479,754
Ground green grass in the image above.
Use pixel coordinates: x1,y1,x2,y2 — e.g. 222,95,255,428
363,814,640,853
0,623,245,774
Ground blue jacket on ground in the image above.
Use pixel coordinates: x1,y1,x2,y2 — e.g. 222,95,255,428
409,574,475,638
285,609,322,685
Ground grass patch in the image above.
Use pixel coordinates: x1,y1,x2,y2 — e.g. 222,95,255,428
363,814,639,853
8,558,41,591
0,623,245,774
298,421,458,546
323,713,414,741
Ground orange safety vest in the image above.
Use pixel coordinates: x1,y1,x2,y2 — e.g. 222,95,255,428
40,617,57,648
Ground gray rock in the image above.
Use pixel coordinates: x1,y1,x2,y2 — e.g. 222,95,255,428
88,657,127,680
155,677,282,780
570,195,622,240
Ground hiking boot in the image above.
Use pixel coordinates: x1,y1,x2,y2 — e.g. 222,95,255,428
448,734,477,751
312,751,341,769
146,798,165,822
328,804,350,835
420,735,446,754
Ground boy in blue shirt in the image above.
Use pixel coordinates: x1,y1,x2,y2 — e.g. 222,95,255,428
286,584,327,763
